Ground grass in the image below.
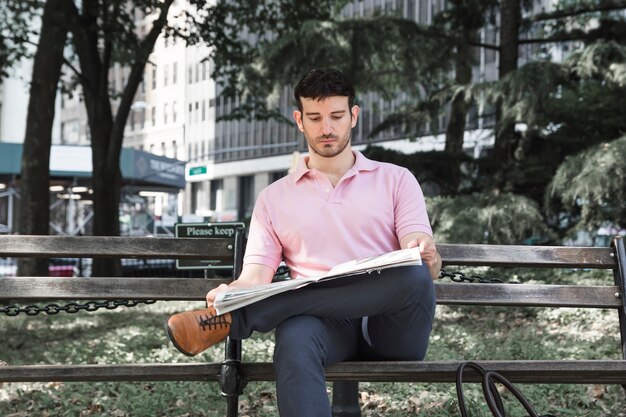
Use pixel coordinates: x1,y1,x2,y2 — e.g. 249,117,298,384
0,268,625,416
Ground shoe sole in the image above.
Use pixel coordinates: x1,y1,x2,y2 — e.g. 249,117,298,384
164,318,196,357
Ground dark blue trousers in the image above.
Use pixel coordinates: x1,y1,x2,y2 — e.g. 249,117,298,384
229,264,436,417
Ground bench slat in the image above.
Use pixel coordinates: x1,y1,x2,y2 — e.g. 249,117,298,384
0,278,621,308
0,277,228,301
0,236,234,259
0,363,220,382
436,283,623,308
1,360,625,384
438,244,615,268
0,237,615,267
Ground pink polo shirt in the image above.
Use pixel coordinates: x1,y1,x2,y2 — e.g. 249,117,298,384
244,150,433,279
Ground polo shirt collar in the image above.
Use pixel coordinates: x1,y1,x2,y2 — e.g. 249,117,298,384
291,150,379,183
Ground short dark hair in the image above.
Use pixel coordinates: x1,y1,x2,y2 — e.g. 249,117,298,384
294,68,355,112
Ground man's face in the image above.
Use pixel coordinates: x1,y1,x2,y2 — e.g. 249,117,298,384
293,96,360,159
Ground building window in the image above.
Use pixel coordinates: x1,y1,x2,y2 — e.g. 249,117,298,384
173,101,178,123
151,106,156,126
163,103,168,124
173,62,178,84
202,100,206,121
188,65,192,84
195,63,200,83
209,179,223,211
164,64,169,87
202,61,207,81
151,66,157,90
238,175,255,221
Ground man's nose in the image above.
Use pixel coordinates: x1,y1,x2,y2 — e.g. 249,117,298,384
321,117,333,135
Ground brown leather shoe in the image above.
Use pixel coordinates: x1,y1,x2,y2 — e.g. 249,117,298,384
165,306,232,356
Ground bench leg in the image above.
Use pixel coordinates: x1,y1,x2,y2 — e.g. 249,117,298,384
225,396,239,417
220,337,245,417
331,381,361,417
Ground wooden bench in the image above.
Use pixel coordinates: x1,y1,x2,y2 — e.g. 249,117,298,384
0,231,625,417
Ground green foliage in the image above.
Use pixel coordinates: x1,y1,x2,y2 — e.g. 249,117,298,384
0,0,41,77
428,192,554,244
548,134,626,231
481,61,568,137
539,41,626,146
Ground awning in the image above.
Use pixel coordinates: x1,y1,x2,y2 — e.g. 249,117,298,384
0,143,185,188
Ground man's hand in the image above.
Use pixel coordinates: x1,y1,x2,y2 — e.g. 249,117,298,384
206,283,230,308
205,263,276,308
401,232,441,279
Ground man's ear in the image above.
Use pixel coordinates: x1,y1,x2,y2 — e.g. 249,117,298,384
293,110,304,132
350,105,360,128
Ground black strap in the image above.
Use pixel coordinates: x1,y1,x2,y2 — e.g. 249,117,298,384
456,361,552,417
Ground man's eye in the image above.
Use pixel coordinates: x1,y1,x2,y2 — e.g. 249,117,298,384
309,117,320,122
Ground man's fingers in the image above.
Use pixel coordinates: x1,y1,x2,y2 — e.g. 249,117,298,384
206,283,229,306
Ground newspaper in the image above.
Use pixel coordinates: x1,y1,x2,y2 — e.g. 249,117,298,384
213,247,422,315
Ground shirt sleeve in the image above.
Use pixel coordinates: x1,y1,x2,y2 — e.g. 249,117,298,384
243,189,283,272
394,168,433,239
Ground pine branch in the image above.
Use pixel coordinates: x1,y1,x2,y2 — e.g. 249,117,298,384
519,29,589,44
524,0,626,23
469,41,499,50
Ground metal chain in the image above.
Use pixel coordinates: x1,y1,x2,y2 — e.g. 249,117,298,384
0,300,157,317
439,269,510,284
1,269,510,317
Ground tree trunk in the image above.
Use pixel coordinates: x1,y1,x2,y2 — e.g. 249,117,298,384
494,0,521,191
91,123,123,277
17,0,68,277
444,35,474,194
67,0,174,276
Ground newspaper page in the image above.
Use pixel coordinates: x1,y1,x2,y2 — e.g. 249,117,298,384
213,247,422,315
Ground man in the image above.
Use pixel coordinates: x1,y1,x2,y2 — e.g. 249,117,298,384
166,68,440,417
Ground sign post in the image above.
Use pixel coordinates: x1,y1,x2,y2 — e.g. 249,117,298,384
175,222,245,270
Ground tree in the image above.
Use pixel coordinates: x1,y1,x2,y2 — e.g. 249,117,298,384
60,0,177,276
492,0,521,191
484,4,626,237
13,0,69,276
8,0,188,276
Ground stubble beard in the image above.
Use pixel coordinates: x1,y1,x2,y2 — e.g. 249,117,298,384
305,131,352,159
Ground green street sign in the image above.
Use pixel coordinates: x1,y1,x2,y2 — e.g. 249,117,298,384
175,222,245,270
188,165,207,176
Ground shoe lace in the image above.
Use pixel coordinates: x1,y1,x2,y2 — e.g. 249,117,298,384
197,312,230,332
